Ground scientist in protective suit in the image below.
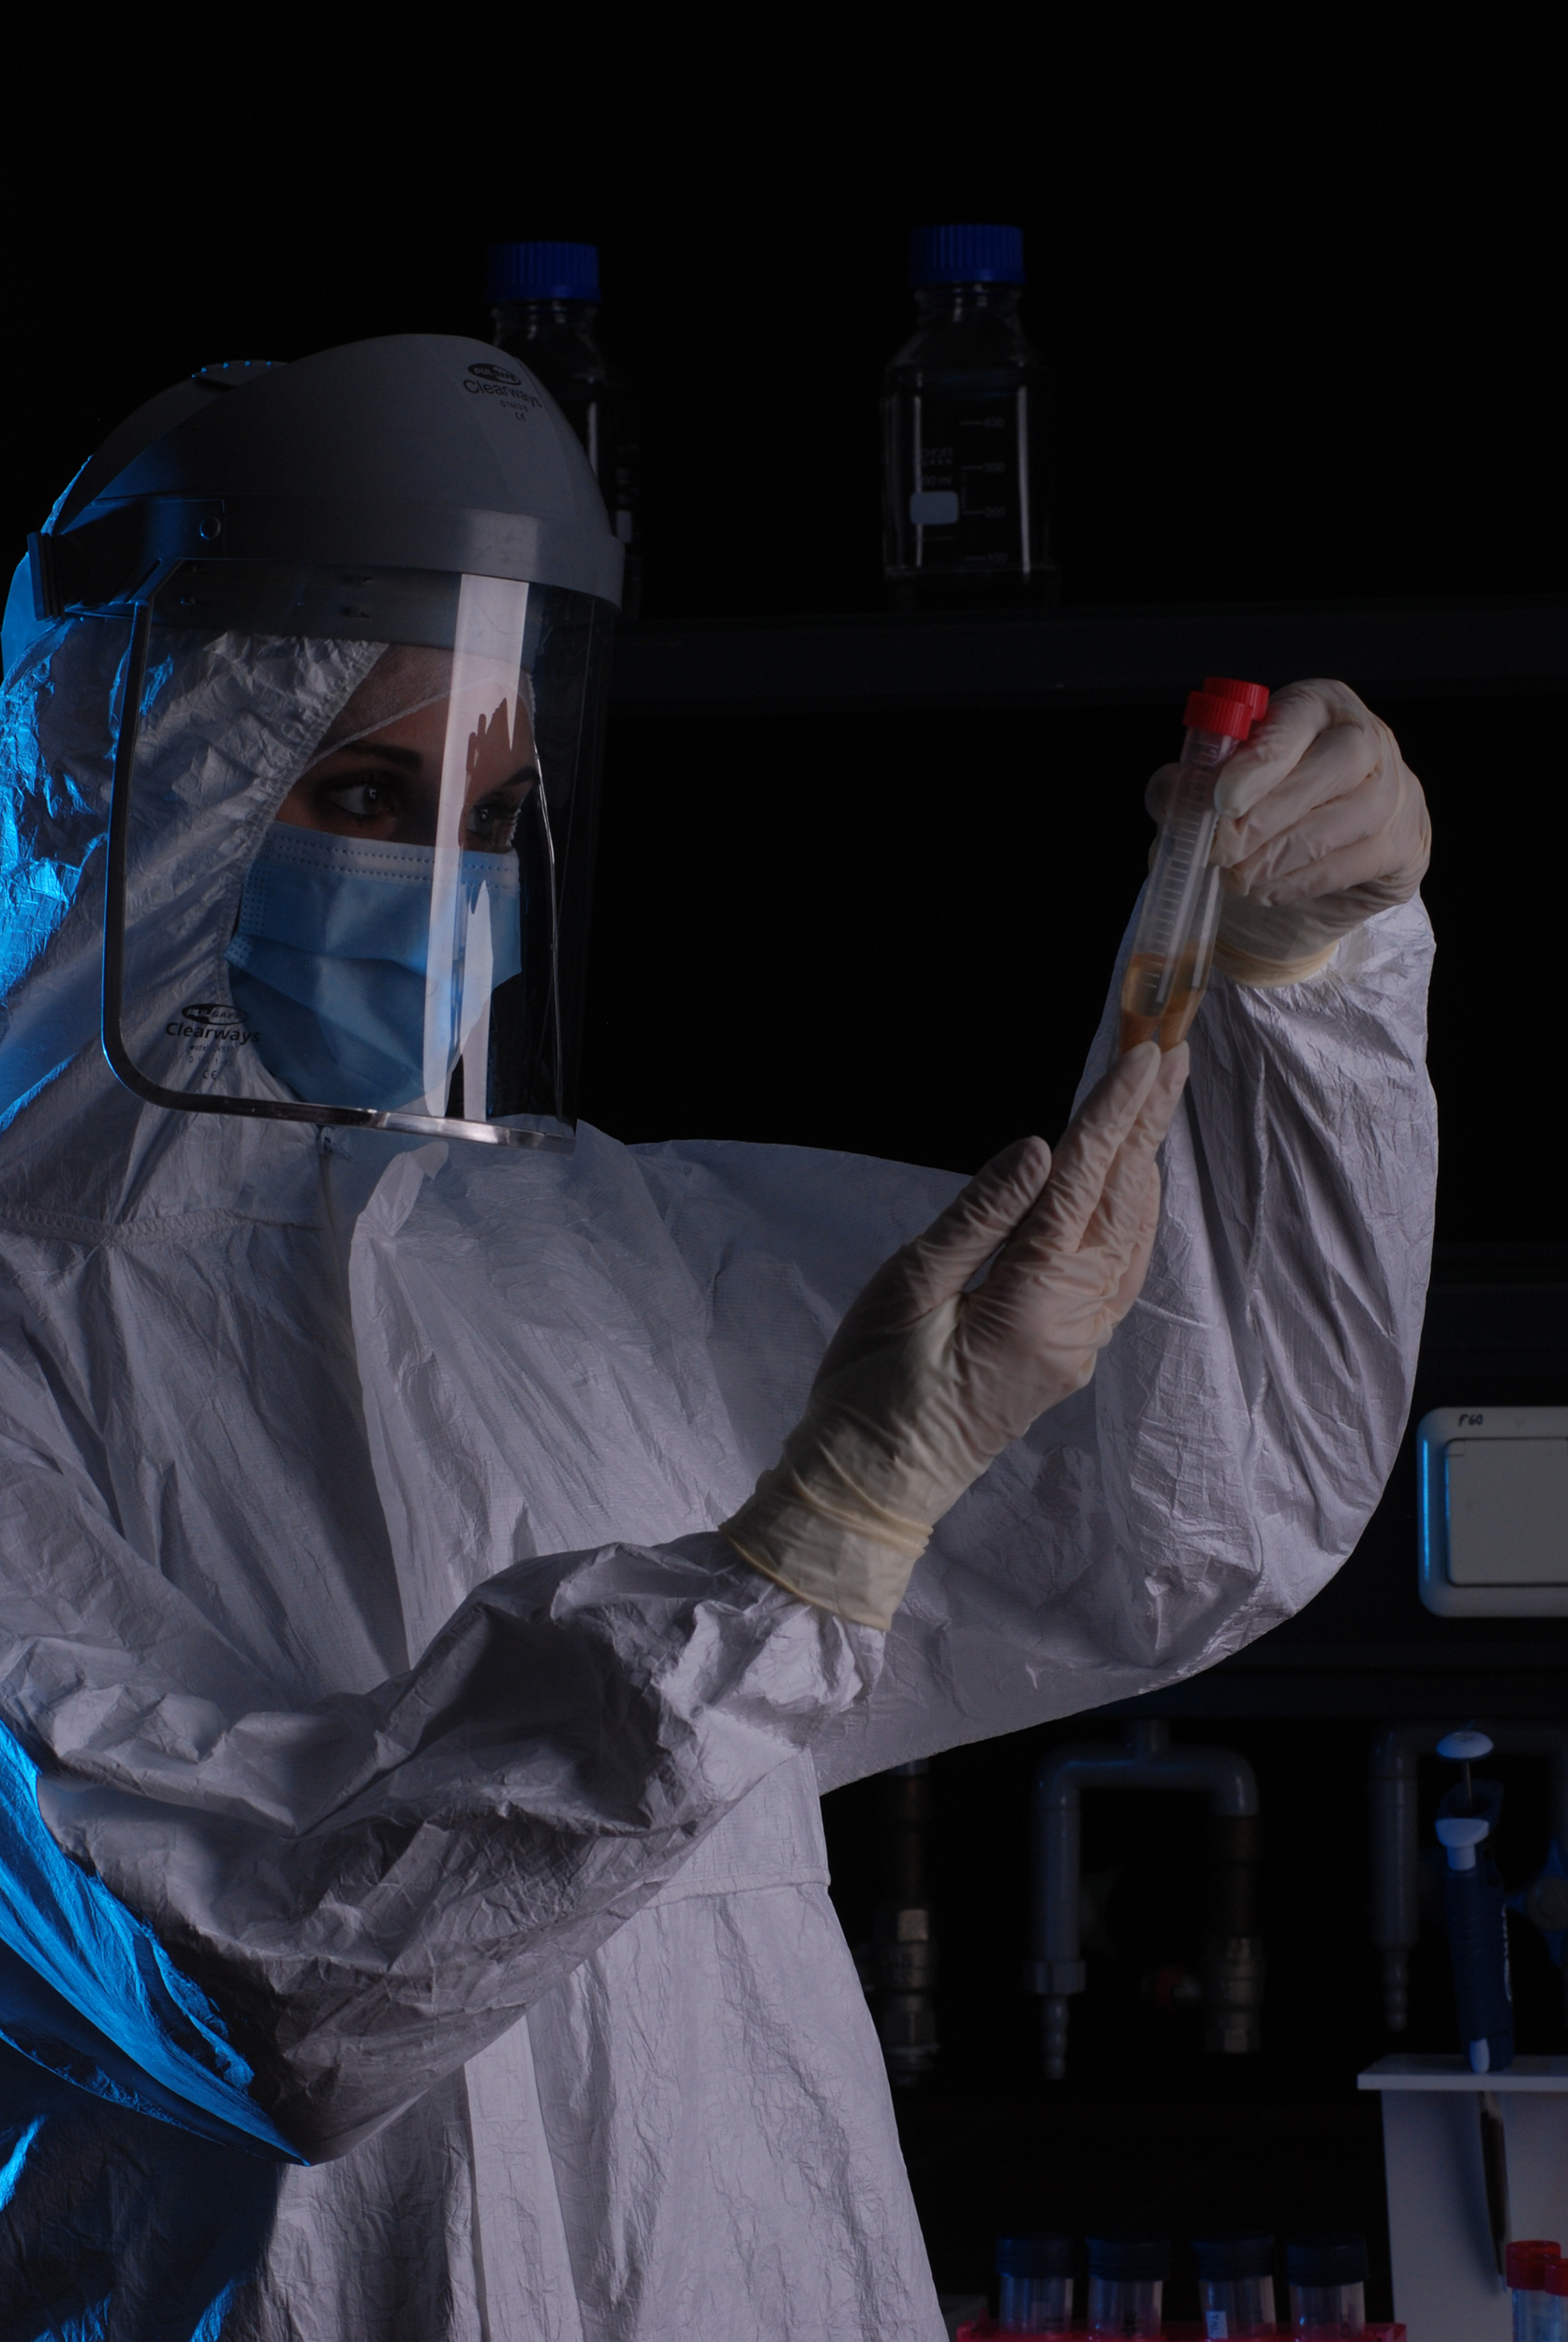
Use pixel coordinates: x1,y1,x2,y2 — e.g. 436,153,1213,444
0,338,1434,2342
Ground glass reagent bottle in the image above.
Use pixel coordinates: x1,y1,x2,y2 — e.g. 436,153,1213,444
1119,676,1268,1054
489,240,641,615
882,224,1056,609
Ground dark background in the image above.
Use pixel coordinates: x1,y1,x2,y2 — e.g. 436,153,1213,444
8,33,1560,1232
8,32,1564,617
9,21,1564,2320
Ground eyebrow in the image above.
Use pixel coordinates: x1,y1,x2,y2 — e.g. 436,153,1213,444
314,745,538,797
321,741,425,773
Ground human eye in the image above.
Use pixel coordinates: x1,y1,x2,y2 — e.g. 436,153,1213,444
323,778,396,823
466,777,532,851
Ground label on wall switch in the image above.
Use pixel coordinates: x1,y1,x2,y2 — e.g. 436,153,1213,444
1445,1438,1568,1583
1418,1406,1568,1617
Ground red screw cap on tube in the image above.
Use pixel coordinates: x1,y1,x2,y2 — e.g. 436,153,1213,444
1506,2241,1561,2289
1205,675,1270,726
1183,689,1255,740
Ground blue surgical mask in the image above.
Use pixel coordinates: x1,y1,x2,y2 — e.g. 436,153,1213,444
227,824,524,1114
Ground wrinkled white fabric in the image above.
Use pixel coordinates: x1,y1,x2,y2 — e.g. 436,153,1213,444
0,615,1437,2340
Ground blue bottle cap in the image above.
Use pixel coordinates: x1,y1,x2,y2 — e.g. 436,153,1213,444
909,224,1025,287
996,2234,1074,2278
487,242,601,304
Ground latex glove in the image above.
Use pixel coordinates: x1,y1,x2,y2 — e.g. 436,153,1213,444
1146,677,1431,986
721,1043,1188,1629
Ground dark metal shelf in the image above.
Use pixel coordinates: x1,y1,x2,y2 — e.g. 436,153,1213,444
608,600,1568,717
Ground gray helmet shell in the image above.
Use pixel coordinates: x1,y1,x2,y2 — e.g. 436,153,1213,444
31,334,623,615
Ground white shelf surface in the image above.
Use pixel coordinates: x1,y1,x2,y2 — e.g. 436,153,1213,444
1359,2053,1568,2092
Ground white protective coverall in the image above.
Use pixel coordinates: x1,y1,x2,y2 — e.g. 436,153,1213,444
0,615,1437,2341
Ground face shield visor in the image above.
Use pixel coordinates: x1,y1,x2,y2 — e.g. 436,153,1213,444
105,559,612,1149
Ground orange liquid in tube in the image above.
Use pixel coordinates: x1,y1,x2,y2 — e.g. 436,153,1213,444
1118,945,1209,1053
1118,675,1269,1053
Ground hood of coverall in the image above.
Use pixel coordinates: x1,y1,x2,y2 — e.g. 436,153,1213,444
3,332,630,1185
0,612,383,1223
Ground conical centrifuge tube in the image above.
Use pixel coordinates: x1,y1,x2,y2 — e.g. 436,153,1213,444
1119,676,1269,1053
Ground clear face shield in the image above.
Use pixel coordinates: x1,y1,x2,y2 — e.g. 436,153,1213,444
105,561,612,1149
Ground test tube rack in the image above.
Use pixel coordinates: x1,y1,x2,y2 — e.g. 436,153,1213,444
1361,2053,1568,2340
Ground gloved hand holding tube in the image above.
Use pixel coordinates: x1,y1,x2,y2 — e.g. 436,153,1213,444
1147,676,1431,986
722,1043,1188,1628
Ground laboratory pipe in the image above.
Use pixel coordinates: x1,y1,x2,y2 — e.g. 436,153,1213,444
1286,2236,1367,2337
995,2233,1074,2335
873,1757,939,2086
1544,2254,1568,2339
881,224,1057,610
1191,2231,1278,2336
489,241,642,615
1369,1721,1568,2032
1506,2240,1561,2341
1028,1720,1261,2081
1119,680,1268,1054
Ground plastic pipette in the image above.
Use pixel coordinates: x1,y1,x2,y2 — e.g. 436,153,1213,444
1435,1727,1515,2076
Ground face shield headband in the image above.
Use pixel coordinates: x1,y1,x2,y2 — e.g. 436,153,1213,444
99,565,612,1150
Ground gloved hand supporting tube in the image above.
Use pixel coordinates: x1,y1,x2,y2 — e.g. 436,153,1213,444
1141,678,1432,988
721,1043,1189,1629
1210,677,1431,984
